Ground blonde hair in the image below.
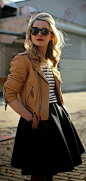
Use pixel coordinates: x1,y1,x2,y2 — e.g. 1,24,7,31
24,12,65,80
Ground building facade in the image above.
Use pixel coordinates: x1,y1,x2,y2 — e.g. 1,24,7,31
0,0,86,92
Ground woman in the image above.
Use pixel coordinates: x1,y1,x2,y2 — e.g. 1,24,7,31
3,12,85,181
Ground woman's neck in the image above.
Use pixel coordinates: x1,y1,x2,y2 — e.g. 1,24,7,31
38,45,48,58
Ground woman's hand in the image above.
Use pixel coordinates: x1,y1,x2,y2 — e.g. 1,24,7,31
9,99,32,121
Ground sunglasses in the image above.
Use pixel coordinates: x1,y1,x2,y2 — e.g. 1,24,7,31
30,27,51,36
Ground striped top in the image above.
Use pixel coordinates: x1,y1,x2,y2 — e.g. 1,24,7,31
42,66,57,103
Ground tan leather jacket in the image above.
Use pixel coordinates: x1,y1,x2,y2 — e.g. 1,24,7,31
3,51,64,128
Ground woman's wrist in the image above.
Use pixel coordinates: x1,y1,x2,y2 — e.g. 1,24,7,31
27,111,33,122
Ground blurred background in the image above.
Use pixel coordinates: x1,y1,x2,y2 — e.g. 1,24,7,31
0,0,86,93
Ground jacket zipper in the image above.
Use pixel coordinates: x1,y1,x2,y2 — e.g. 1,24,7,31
37,72,41,120
26,86,34,118
27,86,34,103
3,87,8,111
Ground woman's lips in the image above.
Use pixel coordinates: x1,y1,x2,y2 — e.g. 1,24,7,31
36,39,44,41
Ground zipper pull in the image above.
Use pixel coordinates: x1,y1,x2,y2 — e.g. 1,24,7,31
30,86,34,97
5,99,8,111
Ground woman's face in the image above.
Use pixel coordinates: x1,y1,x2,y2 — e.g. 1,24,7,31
30,20,53,48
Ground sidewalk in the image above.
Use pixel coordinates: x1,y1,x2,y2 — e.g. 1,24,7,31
0,92,86,181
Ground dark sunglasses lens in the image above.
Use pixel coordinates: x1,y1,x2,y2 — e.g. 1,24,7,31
31,27,39,35
31,27,49,35
42,28,49,35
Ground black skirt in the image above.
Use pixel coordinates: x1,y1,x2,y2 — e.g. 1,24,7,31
11,102,85,175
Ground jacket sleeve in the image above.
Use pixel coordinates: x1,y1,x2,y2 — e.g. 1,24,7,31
57,82,64,105
54,75,64,105
3,55,28,108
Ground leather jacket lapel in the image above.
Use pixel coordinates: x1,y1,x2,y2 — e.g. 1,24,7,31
32,60,49,84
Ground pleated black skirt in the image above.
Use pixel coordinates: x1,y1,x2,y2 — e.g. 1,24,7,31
11,102,85,175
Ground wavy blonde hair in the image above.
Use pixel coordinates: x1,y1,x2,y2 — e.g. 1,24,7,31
24,12,65,80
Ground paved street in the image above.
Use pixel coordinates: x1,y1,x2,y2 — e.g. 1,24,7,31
0,91,86,181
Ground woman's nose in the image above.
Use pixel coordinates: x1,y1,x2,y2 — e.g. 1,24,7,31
38,31,42,35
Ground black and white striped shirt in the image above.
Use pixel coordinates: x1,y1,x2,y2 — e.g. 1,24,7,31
42,66,57,103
